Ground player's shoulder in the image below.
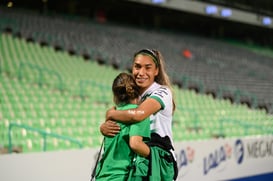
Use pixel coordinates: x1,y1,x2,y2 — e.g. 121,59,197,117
152,86,171,98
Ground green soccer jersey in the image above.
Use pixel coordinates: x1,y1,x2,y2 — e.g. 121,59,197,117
95,104,150,181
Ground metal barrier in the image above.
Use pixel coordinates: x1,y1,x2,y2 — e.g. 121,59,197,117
17,62,63,91
218,118,273,137
8,122,83,153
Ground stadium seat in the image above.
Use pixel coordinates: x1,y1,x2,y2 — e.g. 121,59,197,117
1,15,273,153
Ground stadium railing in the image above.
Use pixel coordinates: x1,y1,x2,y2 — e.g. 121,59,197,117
8,122,83,153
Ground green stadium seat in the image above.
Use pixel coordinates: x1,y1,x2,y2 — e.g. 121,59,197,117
1,33,273,154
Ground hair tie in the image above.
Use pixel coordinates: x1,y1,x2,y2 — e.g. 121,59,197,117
134,49,159,67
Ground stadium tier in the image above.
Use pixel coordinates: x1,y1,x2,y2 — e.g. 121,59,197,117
1,33,272,153
1,7,272,113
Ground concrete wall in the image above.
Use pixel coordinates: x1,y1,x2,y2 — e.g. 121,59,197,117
127,0,273,29
1,136,273,181
0,148,98,181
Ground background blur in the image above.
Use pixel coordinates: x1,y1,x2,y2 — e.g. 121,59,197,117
0,0,273,154
2,0,273,46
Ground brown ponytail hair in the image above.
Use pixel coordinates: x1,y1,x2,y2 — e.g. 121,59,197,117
112,72,140,106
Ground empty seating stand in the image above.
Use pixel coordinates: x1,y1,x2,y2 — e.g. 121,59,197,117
0,7,273,153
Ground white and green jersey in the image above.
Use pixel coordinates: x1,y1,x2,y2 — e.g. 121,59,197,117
140,82,174,145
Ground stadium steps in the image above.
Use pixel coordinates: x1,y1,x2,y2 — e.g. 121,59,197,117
1,7,273,113
1,32,273,153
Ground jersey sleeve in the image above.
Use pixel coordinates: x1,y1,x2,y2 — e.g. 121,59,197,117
129,117,150,141
149,86,172,110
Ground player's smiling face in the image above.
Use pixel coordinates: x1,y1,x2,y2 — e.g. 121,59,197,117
132,54,159,93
